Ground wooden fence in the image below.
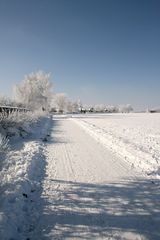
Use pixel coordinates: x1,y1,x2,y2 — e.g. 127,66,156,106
0,106,29,115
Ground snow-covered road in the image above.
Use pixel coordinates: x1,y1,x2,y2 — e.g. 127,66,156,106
35,117,160,240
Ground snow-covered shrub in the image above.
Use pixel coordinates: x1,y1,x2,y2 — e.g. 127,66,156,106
0,110,47,139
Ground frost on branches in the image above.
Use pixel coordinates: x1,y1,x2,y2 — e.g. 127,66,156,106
13,71,53,110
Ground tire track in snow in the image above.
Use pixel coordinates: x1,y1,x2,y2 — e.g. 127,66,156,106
71,117,143,181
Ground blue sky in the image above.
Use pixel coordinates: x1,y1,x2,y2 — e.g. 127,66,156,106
0,0,160,110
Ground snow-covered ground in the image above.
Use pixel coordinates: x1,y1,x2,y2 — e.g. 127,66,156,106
0,113,160,239
35,116,160,240
72,113,160,179
0,116,52,240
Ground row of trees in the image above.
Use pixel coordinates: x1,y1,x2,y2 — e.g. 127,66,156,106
82,104,133,113
0,71,133,113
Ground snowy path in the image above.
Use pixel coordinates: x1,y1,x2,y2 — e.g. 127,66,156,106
35,117,160,240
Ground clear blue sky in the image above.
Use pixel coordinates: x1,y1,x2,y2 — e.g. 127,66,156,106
0,0,160,110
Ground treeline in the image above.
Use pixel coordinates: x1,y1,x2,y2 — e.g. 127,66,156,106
0,70,133,114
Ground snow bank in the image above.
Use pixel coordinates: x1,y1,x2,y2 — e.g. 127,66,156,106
0,115,52,240
72,113,160,178
0,110,48,139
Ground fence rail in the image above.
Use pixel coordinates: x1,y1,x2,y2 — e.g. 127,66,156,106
0,106,29,114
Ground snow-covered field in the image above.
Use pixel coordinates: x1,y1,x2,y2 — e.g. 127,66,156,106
0,113,160,240
72,113,160,179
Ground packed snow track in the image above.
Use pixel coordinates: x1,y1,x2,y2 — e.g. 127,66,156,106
34,116,160,240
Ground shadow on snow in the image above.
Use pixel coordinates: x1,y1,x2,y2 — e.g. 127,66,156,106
37,178,160,239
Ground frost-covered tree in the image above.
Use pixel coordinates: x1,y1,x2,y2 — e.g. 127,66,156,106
94,104,105,112
72,101,81,113
105,105,119,113
77,99,82,109
13,71,52,110
66,100,74,113
55,93,67,113
118,104,133,113
0,95,9,106
65,100,81,113
0,95,18,107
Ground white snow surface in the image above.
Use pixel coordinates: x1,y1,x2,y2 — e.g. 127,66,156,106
0,113,160,240
72,113,160,178
0,116,51,240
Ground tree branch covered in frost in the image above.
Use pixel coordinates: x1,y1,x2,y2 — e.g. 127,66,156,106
13,71,53,110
